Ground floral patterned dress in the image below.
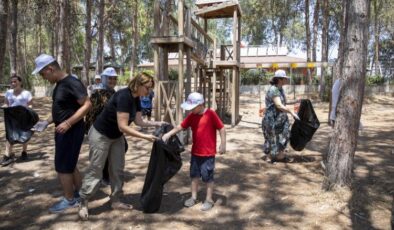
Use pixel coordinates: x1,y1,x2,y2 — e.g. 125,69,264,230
262,85,290,157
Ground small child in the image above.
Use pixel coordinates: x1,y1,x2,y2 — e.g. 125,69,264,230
162,92,226,211
140,91,154,121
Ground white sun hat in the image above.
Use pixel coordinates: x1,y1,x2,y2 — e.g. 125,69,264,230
273,69,290,79
32,54,56,75
101,67,118,77
181,92,204,110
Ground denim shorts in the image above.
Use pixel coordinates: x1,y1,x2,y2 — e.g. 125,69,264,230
190,155,215,183
55,120,84,173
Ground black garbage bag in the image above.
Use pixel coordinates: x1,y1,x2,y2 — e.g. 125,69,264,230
140,124,184,213
2,106,39,144
290,99,320,151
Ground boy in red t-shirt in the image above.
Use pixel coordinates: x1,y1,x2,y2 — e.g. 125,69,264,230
162,92,226,211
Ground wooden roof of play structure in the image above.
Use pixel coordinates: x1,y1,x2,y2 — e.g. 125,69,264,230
151,0,242,127
194,0,242,18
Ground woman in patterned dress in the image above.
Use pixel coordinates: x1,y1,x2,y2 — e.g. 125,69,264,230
262,69,299,163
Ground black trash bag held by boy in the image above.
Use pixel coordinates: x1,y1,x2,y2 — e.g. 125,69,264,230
290,99,320,151
140,124,184,213
2,105,39,144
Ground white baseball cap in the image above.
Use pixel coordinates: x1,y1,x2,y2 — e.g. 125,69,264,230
101,67,118,77
94,75,101,80
32,54,56,75
273,69,289,79
181,92,204,110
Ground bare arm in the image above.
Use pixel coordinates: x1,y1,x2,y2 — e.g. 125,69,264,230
2,97,9,108
218,127,226,154
273,96,299,119
161,125,184,142
117,112,157,142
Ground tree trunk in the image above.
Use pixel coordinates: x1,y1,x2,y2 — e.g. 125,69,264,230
130,0,139,78
0,0,9,81
324,0,370,189
320,0,329,100
9,0,17,75
58,0,70,72
372,0,381,75
312,0,320,62
83,0,92,86
305,0,312,84
96,0,105,74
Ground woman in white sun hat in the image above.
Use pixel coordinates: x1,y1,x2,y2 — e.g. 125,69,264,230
261,69,300,163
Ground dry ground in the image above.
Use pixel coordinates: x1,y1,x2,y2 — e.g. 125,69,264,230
0,94,393,230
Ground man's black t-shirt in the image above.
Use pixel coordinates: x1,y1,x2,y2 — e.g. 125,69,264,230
52,75,87,126
93,87,141,139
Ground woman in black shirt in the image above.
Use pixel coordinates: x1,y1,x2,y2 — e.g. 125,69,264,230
78,72,164,220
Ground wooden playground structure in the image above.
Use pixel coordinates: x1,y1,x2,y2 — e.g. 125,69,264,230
151,0,242,127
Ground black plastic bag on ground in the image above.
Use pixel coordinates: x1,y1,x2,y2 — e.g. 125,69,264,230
2,106,39,144
290,99,320,151
140,124,184,213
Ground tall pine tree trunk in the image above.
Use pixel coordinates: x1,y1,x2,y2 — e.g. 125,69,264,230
9,0,17,75
58,0,70,72
0,0,9,82
320,0,329,100
312,0,320,62
324,0,370,189
130,0,138,78
83,0,92,86
96,0,105,74
372,0,381,75
305,0,312,84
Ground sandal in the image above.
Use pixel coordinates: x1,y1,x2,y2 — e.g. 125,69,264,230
201,200,214,211
111,201,133,210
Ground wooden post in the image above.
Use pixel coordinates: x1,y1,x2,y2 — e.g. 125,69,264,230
185,8,192,99
231,8,238,126
212,70,217,110
153,0,160,121
175,0,184,126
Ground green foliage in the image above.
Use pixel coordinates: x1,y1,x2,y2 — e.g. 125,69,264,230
168,69,178,81
240,69,273,85
366,75,385,85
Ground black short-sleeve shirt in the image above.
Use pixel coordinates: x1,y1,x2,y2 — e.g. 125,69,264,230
52,75,87,126
93,87,141,139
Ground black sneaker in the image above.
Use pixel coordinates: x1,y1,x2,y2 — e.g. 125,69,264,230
19,151,28,161
1,156,14,166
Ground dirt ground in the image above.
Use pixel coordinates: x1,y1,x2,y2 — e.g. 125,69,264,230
0,93,393,230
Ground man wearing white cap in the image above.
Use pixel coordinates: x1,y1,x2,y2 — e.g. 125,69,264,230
31,54,92,213
162,92,226,211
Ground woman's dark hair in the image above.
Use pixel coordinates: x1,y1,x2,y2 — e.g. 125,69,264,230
269,77,280,85
11,75,23,87
11,75,22,82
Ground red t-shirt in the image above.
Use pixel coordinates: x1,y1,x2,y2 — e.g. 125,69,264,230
181,109,224,157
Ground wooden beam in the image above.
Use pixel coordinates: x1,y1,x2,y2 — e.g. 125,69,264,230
191,18,213,43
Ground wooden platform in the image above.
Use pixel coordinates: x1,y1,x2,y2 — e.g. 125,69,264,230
150,36,195,52
213,60,239,68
